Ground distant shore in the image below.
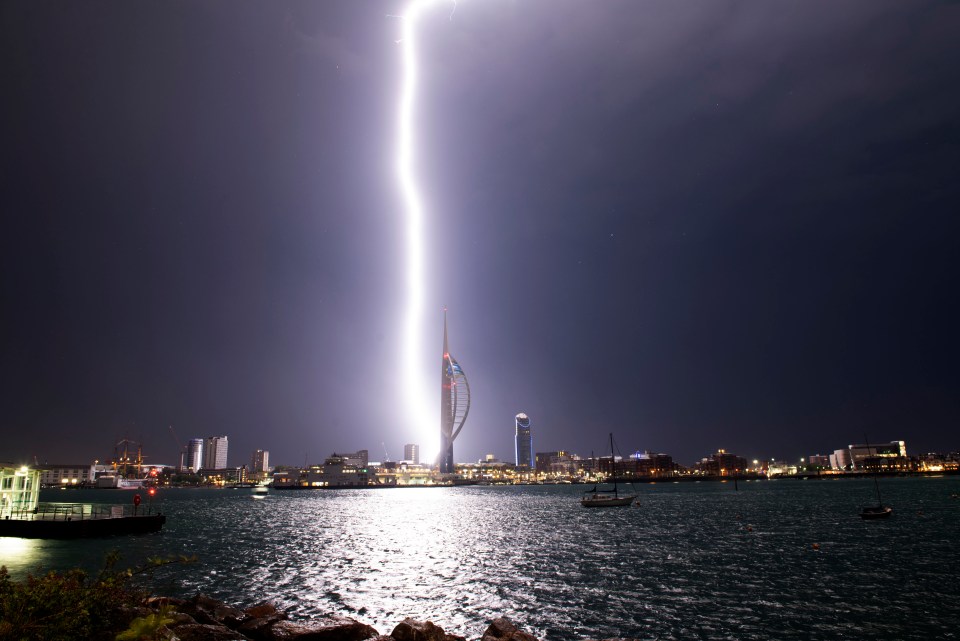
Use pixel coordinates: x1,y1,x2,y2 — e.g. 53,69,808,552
41,468,958,491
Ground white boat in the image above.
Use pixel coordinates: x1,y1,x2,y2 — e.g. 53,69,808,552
581,433,637,508
581,492,636,508
251,483,269,495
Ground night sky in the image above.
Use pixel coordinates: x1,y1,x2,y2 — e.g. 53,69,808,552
2,1,958,468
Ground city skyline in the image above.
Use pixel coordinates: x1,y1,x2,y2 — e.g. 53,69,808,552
2,2,958,466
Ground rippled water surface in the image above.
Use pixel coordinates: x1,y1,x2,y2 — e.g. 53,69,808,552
4,478,960,640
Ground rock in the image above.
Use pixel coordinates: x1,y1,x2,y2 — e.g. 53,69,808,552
390,619,447,641
168,612,200,627
182,594,247,628
265,615,379,641
236,613,291,641
245,602,286,620
173,623,252,641
480,617,538,641
144,595,188,608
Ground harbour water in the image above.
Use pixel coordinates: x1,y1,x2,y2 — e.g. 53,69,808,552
2,477,959,640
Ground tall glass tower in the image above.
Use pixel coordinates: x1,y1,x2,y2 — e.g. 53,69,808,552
515,413,533,468
440,310,470,474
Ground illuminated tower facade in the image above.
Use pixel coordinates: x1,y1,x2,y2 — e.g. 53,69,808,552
203,435,228,470
186,438,204,473
440,310,470,474
515,413,533,468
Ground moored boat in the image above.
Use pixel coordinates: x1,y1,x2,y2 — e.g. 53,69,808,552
860,504,893,520
581,492,636,508
859,433,893,520
581,433,637,508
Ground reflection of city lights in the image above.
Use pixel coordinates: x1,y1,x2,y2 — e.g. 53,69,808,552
396,0,447,462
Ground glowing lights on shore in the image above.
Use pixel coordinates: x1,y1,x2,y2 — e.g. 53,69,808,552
396,0,449,461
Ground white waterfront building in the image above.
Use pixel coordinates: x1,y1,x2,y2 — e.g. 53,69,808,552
203,435,228,470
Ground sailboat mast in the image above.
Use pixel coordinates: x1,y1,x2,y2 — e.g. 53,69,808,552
609,433,618,498
865,432,882,505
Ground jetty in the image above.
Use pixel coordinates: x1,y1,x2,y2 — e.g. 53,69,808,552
1,466,165,539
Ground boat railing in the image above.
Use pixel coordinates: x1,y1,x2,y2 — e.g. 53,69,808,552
3,503,160,521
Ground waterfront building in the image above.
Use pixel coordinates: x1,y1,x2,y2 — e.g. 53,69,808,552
917,451,960,472
252,449,269,473
597,452,678,479
628,452,677,478
440,310,471,473
807,454,831,470
767,461,798,476
273,456,369,488
34,463,96,487
693,450,748,476
514,413,533,468
186,438,204,472
830,448,851,471
535,451,577,475
203,436,228,470
318,455,368,486
0,466,40,517
848,441,907,471
403,443,419,465
373,461,433,486
457,459,512,483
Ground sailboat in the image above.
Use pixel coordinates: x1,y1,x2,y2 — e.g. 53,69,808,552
581,434,637,508
859,434,892,520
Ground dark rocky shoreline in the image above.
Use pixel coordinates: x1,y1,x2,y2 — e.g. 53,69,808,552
122,594,630,641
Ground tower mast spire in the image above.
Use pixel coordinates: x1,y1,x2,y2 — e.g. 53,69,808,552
438,306,469,475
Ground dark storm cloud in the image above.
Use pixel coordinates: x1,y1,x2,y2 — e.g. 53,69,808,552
420,0,960,462
1,1,957,467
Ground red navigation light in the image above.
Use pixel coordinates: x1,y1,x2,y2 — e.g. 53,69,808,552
148,487,156,496
133,494,141,506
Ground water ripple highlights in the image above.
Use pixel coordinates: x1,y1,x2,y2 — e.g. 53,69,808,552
4,478,959,641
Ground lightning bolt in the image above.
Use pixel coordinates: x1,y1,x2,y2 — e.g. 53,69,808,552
396,0,449,463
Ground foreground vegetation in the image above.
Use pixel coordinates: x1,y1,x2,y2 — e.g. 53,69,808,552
0,553,192,641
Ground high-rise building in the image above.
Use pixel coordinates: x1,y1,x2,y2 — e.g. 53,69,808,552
252,449,269,473
515,413,533,468
440,310,470,473
203,436,228,470
186,439,204,473
404,443,419,464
